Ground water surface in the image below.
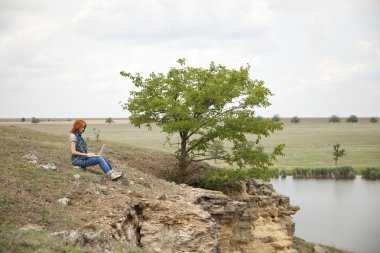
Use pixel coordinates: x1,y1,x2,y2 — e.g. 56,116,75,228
271,176,380,253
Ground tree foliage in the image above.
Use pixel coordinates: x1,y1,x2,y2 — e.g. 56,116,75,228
31,117,40,124
346,115,358,123
198,167,277,193
290,116,300,124
105,117,114,124
332,143,346,165
209,140,225,163
272,114,281,122
369,117,378,123
121,59,284,179
329,115,340,123
229,141,283,170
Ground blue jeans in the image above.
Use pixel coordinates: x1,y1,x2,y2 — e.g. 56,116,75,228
72,156,112,174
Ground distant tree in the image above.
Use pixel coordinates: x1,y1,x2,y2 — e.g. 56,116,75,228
329,115,340,123
290,116,300,124
93,128,101,142
369,117,378,123
21,117,26,122
346,115,358,123
332,143,346,165
209,140,225,163
272,114,281,122
31,117,40,125
105,117,114,124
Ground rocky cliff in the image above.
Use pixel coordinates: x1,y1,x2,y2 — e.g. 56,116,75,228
89,178,299,253
21,151,299,252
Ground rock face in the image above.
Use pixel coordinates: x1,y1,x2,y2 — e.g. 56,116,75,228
106,180,299,253
247,180,299,253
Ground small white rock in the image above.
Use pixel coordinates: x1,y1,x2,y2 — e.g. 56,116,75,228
39,163,58,170
58,197,70,206
74,174,80,180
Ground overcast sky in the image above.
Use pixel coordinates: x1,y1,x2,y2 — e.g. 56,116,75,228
0,0,379,119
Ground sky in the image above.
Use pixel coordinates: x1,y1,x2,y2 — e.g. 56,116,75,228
0,0,379,119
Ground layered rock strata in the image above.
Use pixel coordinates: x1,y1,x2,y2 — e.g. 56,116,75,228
107,180,299,253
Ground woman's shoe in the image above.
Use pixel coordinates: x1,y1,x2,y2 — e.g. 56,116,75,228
109,171,122,180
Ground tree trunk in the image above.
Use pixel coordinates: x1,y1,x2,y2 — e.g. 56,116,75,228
177,132,189,181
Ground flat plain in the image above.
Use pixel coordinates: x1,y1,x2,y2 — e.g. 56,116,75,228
8,118,380,170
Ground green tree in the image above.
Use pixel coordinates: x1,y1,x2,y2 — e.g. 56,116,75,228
346,115,358,123
31,117,40,124
105,117,114,124
272,114,281,122
230,141,281,169
369,117,378,123
21,117,26,122
332,143,346,165
209,140,225,163
121,59,284,179
329,115,340,123
290,116,300,124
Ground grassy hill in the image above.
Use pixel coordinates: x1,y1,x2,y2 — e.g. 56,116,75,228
0,125,355,252
0,125,177,252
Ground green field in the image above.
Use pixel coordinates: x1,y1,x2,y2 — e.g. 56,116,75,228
10,118,380,170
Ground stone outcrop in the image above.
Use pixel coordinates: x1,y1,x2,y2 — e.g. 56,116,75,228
51,229,111,252
23,153,58,170
247,180,299,253
101,180,299,253
23,153,299,252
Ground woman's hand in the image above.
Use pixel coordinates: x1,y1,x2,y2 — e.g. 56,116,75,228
86,152,96,156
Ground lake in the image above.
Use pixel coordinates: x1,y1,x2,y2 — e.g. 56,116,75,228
271,176,380,253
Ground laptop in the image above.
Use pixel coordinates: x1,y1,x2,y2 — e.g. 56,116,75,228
97,144,106,156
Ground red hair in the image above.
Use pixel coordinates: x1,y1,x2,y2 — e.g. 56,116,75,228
71,119,87,133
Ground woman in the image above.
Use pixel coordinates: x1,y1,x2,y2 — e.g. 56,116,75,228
69,119,121,180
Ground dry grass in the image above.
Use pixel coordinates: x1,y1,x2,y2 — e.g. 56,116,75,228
0,125,354,253
0,125,172,252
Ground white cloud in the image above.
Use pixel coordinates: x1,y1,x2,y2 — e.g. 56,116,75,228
317,58,364,84
70,0,276,49
0,0,379,118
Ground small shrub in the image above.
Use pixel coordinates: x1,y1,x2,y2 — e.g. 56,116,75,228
197,167,276,193
362,167,380,180
31,117,40,124
105,117,114,124
329,115,340,123
293,167,355,179
346,115,358,123
369,117,378,123
290,116,300,124
93,128,101,142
